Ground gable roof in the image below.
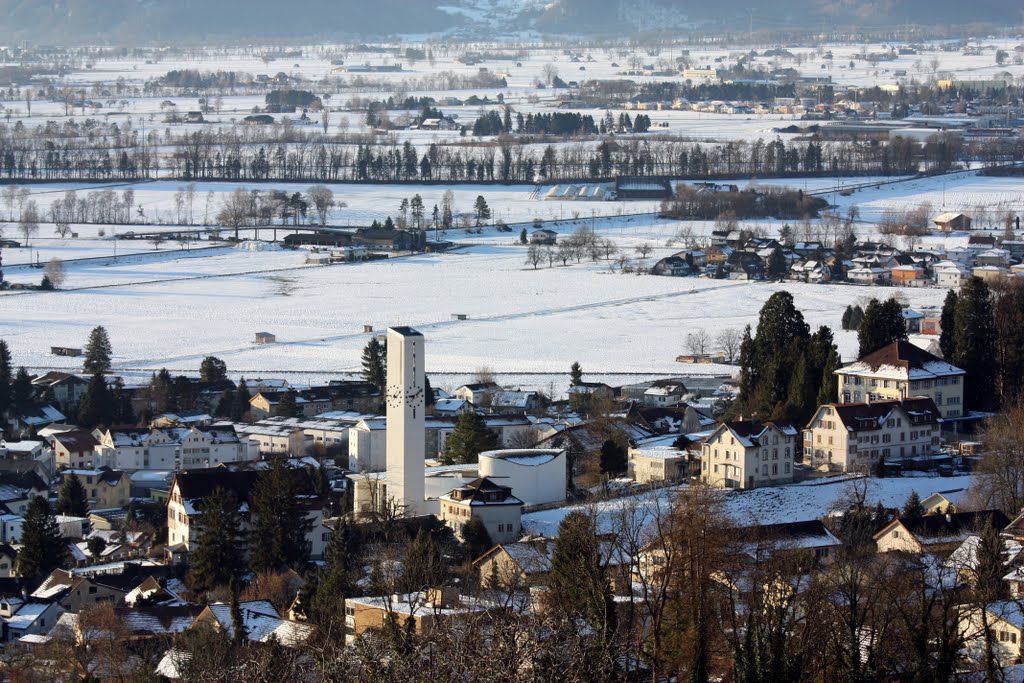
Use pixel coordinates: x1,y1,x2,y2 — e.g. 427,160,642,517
874,510,1009,546
443,477,523,506
841,340,964,380
52,430,99,453
817,397,940,432
709,419,797,448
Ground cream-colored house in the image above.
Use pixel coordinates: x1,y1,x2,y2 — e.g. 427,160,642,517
166,467,327,559
873,510,1008,554
802,397,941,472
959,601,1024,668
473,541,553,588
628,445,687,484
438,477,523,545
835,340,965,418
93,426,251,471
700,419,797,490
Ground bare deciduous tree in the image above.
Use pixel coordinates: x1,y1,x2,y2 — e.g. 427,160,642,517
44,258,66,289
716,328,742,362
686,329,710,355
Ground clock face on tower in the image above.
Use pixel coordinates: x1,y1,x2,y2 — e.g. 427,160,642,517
386,383,404,409
405,386,424,407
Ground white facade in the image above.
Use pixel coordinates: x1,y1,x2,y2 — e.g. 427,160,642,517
477,449,566,507
93,426,252,471
386,328,426,516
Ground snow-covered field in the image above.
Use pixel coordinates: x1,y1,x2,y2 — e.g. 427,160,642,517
0,233,948,395
522,473,976,536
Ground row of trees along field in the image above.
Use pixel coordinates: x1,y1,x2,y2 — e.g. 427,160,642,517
4,116,1018,182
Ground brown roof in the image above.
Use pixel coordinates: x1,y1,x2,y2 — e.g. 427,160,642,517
876,510,1009,544
855,340,952,372
447,477,522,505
52,430,99,453
828,397,940,431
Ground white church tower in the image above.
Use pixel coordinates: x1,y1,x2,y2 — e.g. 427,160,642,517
385,327,426,516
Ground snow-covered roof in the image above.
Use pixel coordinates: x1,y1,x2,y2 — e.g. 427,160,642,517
479,449,561,467
205,601,314,646
5,602,51,630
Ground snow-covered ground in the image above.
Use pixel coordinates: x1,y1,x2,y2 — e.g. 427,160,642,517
0,235,948,395
522,473,976,536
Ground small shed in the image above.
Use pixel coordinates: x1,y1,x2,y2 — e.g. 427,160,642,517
451,314,469,321
51,347,83,357
254,332,276,344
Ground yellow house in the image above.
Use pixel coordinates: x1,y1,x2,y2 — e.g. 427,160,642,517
61,469,131,509
835,340,965,418
700,419,797,490
802,397,941,472
959,601,1024,668
873,510,1008,554
473,541,552,588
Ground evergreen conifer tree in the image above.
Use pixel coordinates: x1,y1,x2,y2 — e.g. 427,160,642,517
200,356,227,383
56,473,89,517
547,511,617,679
78,372,115,427
841,305,853,330
276,389,299,418
189,488,246,594
0,339,11,417
461,516,493,560
857,297,907,357
599,439,627,476
231,378,249,421
360,337,387,392
768,246,788,278
901,490,924,519
953,277,997,411
83,326,112,375
939,290,958,360
16,496,68,581
249,462,314,573
570,361,584,386
11,367,33,412
441,412,500,464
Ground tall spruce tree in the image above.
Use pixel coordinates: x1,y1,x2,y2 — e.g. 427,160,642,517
547,511,617,681
570,361,584,386
11,367,34,412
857,297,907,357
231,377,250,421
77,372,115,428
16,496,68,581
739,292,810,418
83,326,112,375
199,356,227,383
0,339,11,417
56,473,89,517
189,488,246,594
305,519,360,625
249,462,315,573
901,490,924,519
461,516,493,560
992,278,1024,404
953,277,998,412
441,411,500,464
939,290,959,361
276,389,299,418
599,438,627,476
360,337,387,392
